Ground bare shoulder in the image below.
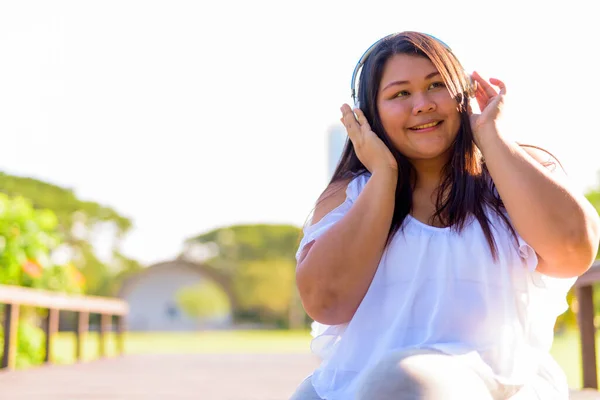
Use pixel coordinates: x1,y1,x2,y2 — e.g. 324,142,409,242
310,177,354,227
297,177,354,265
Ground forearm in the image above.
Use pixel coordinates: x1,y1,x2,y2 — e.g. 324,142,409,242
478,127,599,276
296,170,397,324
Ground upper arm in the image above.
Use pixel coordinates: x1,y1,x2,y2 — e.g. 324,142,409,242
297,178,352,264
519,144,598,276
519,145,564,274
311,178,353,226
520,144,566,178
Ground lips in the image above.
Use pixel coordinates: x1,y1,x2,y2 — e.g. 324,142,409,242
409,120,443,130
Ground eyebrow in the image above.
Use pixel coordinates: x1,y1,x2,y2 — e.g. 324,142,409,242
381,71,441,92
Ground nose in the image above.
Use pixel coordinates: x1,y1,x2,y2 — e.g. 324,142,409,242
412,93,436,115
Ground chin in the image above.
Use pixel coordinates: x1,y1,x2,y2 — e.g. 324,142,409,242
409,146,452,161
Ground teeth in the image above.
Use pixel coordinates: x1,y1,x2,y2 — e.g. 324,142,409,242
411,121,440,130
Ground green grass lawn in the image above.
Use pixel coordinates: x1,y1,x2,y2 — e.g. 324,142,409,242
50,329,588,388
550,330,588,388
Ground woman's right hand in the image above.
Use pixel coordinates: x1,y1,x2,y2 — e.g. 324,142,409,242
340,104,397,174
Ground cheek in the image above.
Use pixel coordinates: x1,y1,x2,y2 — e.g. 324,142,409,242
434,92,458,111
449,110,462,133
436,98,461,129
378,102,411,132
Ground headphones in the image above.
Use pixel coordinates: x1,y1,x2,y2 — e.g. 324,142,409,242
350,32,476,109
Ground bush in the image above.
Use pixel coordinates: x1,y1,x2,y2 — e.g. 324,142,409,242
176,280,231,319
0,318,45,368
0,194,82,367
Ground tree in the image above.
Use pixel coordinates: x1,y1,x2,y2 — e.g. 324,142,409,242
0,193,81,291
0,171,140,296
175,280,231,320
183,224,304,328
0,194,84,367
233,258,296,320
186,224,301,268
0,172,131,233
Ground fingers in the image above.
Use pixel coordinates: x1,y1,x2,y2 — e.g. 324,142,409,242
354,108,372,132
472,71,506,97
471,71,508,112
340,104,367,141
471,71,496,98
489,78,506,95
474,84,488,112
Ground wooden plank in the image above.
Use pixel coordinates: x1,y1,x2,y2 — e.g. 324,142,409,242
99,314,111,358
76,312,89,362
575,260,600,390
0,354,320,400
43,308,59,364
116,315,126,355
577,284,598,389
0,285,128,315
1,304,19,370
0,353,594,399
0,352,598,398
571,389,600,399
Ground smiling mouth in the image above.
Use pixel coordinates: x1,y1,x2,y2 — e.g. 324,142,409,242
409,121,443,131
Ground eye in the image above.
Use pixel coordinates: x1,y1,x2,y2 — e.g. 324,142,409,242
429,81,446,90
395,90,410,98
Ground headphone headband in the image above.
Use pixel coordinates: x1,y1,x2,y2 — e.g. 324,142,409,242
350,32,456,107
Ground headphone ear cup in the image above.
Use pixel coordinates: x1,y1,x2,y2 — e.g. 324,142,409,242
466,74,477,98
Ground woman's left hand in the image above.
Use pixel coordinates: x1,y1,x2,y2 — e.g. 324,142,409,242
469,71,506,145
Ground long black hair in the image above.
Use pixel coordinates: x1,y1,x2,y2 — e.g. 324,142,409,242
328,31,515,258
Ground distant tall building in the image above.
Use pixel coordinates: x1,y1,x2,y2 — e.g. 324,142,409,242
327,124,347,179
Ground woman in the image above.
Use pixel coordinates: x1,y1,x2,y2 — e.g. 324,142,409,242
292,31,600,399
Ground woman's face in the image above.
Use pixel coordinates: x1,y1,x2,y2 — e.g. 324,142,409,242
376,54,461,162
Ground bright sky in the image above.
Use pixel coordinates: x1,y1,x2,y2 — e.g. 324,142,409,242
0,1,598,265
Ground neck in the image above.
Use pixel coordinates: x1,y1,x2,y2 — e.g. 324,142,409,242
411,157,447,191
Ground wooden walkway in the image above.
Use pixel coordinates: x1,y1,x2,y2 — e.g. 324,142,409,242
0,353,319,400
0,353,599,399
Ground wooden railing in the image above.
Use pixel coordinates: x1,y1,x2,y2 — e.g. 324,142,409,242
575,259,600,389
0,284,128,370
